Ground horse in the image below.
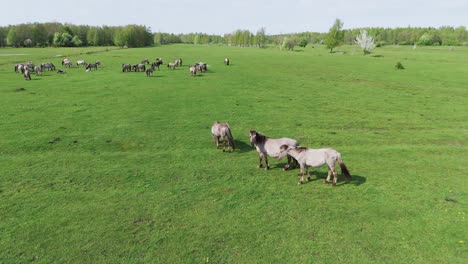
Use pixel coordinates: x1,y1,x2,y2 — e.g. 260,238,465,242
156,58,163,64
63,61,72,68
34,66,42,75
57,69,66,74
279,145,352,186
76,60,86,67
151,60,162,70
122,64,132,72
167,62,177,70
189,65,197,77
41,63,55,71
195,62,207,72
62,58,70,65
133,64,146,72
224,58,230,65
85,63,98,71
141,58,150,64
175,58,183,67
211,121,235,152
24,69,31,80
145,67,153,77
249,130,298,171
14,64,23,73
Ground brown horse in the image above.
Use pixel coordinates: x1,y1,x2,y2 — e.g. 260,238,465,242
211,121,235,152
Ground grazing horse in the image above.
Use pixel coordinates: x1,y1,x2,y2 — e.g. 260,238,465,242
76,60,86,67
211,121,235,152
62,58,70,65
24,69,31,80
15,64,24,73
133,64,146,72
85,63,98,71
175,58,183,67
280,145,352,186
195,62,207,72
249,130,298,171
41,63,56,71
141,58,150,64
34,66,42,75
63,61,72,68
145,67,153,77
122,64,132,72
151,60,162,70
224,58,230,65
167,62,177,70
189,65,197,77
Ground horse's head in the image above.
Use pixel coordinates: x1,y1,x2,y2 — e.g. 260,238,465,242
249,130,257,147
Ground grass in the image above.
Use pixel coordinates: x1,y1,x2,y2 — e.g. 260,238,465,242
0,44,467,263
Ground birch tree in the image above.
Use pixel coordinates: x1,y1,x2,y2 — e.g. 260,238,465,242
355,29,375,55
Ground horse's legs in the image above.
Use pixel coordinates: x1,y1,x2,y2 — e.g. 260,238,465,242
283,155,291,171
213,135,219,148
332,167,338,186
257,154,264,168
264,155,270,170
306,167,311,181
222,136,227,152
325,166,332,184
298,165,305,184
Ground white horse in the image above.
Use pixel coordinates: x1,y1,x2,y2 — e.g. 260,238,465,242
249,130,298,170
76,60,86,67
279,145,352,185
189,65,197,76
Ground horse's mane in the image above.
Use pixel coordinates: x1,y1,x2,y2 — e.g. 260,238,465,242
254,131,267,144
295,146,308,153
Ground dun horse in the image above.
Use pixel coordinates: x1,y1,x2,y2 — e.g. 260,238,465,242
279,145,352,185
211,121,235,152
249,130,298,170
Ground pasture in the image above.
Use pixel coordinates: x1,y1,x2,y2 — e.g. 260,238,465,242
0,44,467,263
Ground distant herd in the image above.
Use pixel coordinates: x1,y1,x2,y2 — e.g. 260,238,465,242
211,121,352,187
14,56,231,80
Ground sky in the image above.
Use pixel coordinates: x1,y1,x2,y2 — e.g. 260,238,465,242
1,0,466,34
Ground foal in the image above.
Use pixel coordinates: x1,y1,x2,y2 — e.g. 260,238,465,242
280,145,352,185
211,121,235,152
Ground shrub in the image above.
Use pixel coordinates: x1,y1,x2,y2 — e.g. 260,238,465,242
395,62,405,70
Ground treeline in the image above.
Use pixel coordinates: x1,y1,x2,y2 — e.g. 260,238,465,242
1,22,467,48
0,23,153,47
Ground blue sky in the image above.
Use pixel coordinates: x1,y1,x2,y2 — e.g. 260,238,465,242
1,0,466,34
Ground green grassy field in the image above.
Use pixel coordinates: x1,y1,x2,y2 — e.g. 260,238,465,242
0,44,467,263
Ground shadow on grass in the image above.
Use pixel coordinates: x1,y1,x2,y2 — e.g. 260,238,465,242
233,140,254,153
289,171,367,186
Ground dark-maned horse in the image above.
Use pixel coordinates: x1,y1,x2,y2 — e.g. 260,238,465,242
211,121,235,152
141,58,150,64
24,69,31,80
224,58,230,65
152,60,162,71
85,63,98,71
133,64,146,72
279,145,352,185
195,62,207,73
41,63,56,71
145,67,153,77
175,58,183,67
122,64,132,72
249,130,298,171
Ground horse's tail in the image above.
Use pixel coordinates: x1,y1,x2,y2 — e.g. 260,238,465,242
337,154,352,182
225,127,235,151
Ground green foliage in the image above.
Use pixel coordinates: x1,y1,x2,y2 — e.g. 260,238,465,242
324,18,344,52
395,61,405,69
298,37,308,47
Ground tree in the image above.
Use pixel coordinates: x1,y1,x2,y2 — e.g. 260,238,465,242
324,19,344,52
355,29,375,55
298,37,308,47
256,27,266,48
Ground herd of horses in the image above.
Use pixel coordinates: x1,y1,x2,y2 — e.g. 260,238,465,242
14,59,101,80
122,57,214,77
15,56,231,80
211,121,352,186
